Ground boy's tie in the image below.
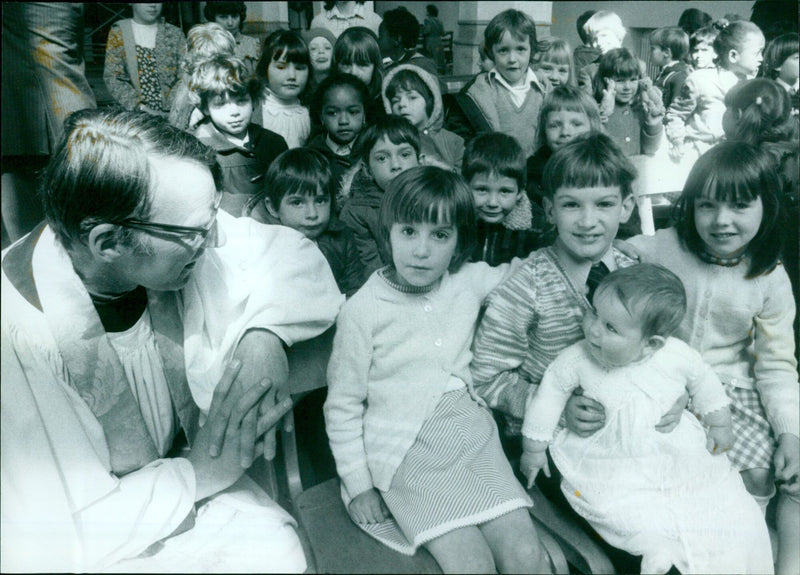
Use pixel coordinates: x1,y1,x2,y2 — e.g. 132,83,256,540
586,261,610,303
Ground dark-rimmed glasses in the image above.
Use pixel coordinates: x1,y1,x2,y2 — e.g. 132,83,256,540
119,192,223,247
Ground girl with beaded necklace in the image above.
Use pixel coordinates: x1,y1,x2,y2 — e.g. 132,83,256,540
324,166,551,573
628,142,800,575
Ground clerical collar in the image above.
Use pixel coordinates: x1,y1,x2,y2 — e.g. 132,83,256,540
89,285,148,332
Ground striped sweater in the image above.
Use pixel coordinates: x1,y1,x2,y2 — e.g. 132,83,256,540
470,246,636,435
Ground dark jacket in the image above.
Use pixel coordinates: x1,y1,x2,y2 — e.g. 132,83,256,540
338,168,388,277
193,120,288,216
306,133,354,199
654,61,692,109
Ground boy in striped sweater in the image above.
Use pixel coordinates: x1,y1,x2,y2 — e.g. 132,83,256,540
471,132,684,447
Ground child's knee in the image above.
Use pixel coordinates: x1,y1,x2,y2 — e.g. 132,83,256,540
741,467,775,496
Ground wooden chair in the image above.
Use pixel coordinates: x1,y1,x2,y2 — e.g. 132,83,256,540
273,329,613,574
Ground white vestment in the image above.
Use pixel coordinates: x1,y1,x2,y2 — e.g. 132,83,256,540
1,211,344,572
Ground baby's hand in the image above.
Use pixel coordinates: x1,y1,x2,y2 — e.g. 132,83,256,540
348,488,390,524
706,424,735,455
520,448,549,489
774,433,800,495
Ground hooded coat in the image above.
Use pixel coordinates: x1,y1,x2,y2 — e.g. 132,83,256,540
382,64,465,170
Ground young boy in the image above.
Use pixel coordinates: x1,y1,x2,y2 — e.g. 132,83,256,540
191,54,288,215
383,64,465,169
307,73,368,197
471,132,639,439
573,9,601,72
244,148,366,297
463,133,545,266
650,26,691,108
447,9,550,158
338,116,421,277
689,25,719,70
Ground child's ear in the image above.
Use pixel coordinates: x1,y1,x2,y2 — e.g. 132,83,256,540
664,47,673,61
727,48,739,65
643,335,666,357
265,198,281,219
619,194,635,224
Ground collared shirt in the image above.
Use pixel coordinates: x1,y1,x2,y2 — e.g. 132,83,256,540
310,3,382,38
490,67,541,108
326,134,352,156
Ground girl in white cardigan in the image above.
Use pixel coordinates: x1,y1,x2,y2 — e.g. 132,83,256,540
324,166,550,573
628,142,800,575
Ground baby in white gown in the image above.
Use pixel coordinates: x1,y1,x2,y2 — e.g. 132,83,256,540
520,263,773,574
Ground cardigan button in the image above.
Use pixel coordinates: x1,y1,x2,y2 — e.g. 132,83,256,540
435,338,442,347
424,304,432,312
625,136,631,142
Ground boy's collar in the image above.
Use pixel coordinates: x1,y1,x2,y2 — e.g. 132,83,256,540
489,67,542,91
325,134,352,156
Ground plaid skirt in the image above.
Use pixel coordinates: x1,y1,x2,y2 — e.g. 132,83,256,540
725,384,777,472
359,388,532,555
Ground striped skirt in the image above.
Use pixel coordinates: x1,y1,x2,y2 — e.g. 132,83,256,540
359,388,532,555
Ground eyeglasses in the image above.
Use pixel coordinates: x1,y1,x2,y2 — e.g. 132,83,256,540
119,192,223,247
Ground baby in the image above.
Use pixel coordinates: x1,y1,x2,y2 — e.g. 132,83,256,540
520,263,773,575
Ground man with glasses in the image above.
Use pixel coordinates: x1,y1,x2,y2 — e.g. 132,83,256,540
1,109,344,572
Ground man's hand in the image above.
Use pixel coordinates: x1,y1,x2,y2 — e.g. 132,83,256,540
774,433,800,495
655,391,689,433
207,329,289,465
188,359,281,501
348,488,390,524
564,388,605,437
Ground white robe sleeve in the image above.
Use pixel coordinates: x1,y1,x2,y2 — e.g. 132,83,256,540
183,211,345,411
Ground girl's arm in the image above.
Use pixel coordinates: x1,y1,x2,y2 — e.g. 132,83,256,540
753,271,800,440
323,299,374,500
103,24,139,110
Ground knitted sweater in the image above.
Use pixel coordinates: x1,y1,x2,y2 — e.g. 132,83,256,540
324,261,516,496
628,228,800,438
382,64,465,170
604,101,662,156
470,246,636,435
448,69,550,157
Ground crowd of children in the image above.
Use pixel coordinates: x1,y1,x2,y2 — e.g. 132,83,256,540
93,4,799,574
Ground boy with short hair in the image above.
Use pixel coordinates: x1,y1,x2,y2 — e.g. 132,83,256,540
462,133,545,266
447,9,551,157
471,131,638,437
383,64,465,169
244,148,366,296
689,25,719,70
191,54,288,215
573,9,601,71
650,26,691,108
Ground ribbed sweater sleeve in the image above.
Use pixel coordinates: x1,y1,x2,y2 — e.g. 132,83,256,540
753,270,800,437
324,296,375,499
471,263,537,420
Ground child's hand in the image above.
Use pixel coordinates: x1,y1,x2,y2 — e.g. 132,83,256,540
612,239,642,262
774,433,800,495
520,448,549,489
348,488,390,524
638,78,665,123
655,391,689,433
564,387,605,437
599,78,616,120
705,423,735,455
